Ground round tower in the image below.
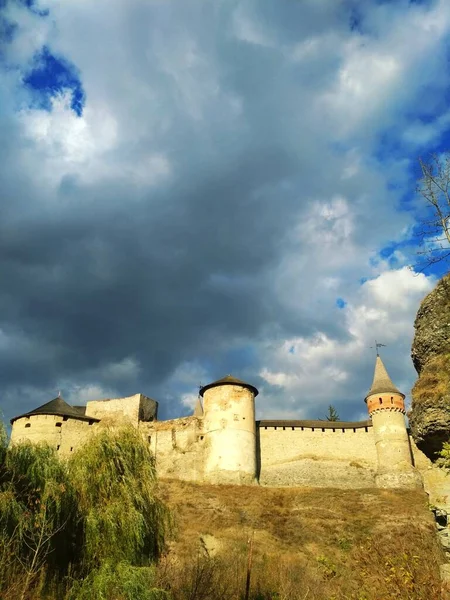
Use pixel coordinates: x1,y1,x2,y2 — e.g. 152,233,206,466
365,355,422,489
200,375,258,485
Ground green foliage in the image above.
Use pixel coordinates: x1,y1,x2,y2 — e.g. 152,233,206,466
319,405,340,422
69,426,170,570
0,427,169,599
438,440,450,468
0,442,77,598
68,561,169,600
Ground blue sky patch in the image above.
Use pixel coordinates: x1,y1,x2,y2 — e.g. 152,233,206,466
23,46,85,116
335,298,347,309
19,0,49,17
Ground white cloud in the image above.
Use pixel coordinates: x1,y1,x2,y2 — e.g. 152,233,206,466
258,268,434,419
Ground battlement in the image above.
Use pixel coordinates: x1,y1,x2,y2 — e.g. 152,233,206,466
258,420,372,432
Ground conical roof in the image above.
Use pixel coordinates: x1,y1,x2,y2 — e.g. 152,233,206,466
365,356,404,401
11,396,99,424
199,374,259,397
193,396,204,417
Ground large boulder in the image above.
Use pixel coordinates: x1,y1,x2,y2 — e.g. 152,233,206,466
409,274,450,459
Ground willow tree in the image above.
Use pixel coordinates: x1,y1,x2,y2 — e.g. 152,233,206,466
67,427,170,599
0,442,77,599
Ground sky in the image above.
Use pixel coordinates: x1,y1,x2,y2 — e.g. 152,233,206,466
1,0,450,425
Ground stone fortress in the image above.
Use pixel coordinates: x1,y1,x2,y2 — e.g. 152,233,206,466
8,354,445,494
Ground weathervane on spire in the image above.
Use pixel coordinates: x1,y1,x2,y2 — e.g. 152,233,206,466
370,340,386,356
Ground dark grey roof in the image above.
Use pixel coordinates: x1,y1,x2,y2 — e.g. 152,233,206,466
199,374,259,397
365,356,404,400
72,405,87,416
11,397,99,424
258,420,372,429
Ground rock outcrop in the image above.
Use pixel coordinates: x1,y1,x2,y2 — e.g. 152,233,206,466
409,273,450,459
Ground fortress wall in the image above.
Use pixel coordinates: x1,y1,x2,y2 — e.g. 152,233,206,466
10,415,95,456
86,394,144,424
140,416,205,482
258,425,378,488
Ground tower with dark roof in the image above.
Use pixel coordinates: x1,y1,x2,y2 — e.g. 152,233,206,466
200,375,259,484
365,355,422,489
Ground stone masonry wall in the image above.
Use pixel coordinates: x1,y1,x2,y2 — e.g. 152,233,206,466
10,415,95,457
140,416,205,482
258,424,378,488
86,394,156,424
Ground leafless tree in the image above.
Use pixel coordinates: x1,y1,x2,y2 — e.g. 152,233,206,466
416,154,450,269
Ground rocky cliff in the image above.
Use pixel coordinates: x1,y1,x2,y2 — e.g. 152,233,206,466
409,273,450,459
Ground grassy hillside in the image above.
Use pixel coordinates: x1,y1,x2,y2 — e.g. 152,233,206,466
157,480,443,600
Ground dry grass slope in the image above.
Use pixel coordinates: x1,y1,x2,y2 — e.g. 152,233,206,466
157,480,443,600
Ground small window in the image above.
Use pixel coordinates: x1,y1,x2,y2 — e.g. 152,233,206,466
25,423,31,428
89,420,94,426
63,416,68,421
70,447,73,452
379,398,382,405
390,398,393,405
200,435,204,441
56,445,60,450
55,422,62,427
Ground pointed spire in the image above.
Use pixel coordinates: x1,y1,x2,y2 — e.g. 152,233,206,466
193,396,204,417
365,356,404,400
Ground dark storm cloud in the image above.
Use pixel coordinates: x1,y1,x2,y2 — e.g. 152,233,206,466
0,0,447,422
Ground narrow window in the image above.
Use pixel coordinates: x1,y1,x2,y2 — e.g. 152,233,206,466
353,428,356,433
332,428,335,432
291,427,294,431
283,426,286,431
55,422,62,427
379,398,382,405
391,398,393,405
56,445,60,450
200,435,204,441
365,427,368,432
312,427,315,432
25,423,31,428
322,428,325,432
70,447,73,452
148,435,152,444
